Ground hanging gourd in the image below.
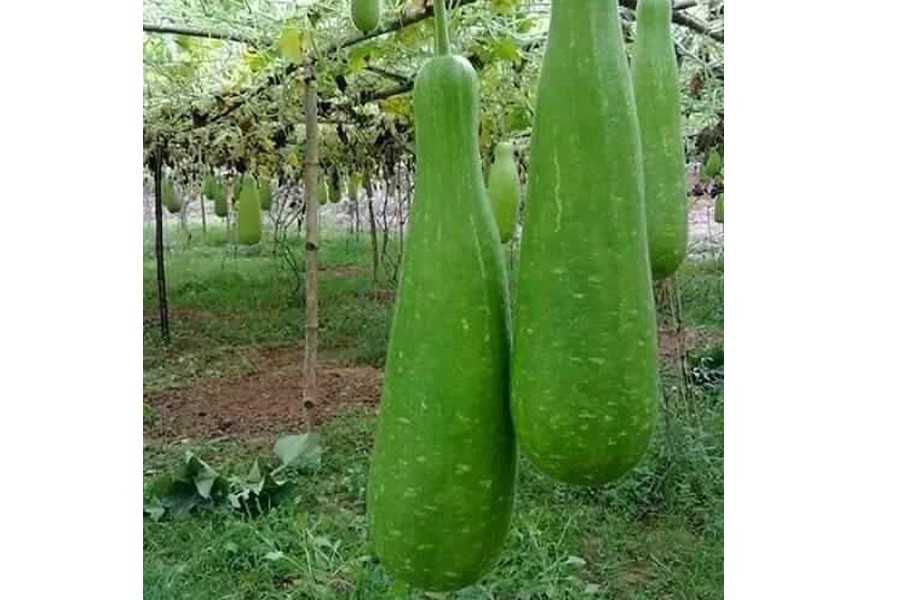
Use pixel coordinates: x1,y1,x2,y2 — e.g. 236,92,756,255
329,169,342,204
632,0,688,279
486,142,520,243
512,0,658,486
703,148,723,181
351,0,381,34
714,194,724,224
259,177,273,211
213,179,228,218
162,178,182,214
316,175,330,206
349,172,362,201
367,0,516,592
202,174,218,200
237,174,262,245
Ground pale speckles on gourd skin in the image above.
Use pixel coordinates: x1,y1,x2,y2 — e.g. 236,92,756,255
367,55,516,592
511,0,658,486
633,0,688,280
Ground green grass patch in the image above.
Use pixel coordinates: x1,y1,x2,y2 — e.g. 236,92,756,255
143,225,724,597
144,366,723,599
144,225,395,390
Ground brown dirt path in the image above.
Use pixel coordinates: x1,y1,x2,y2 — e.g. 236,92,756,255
144,324,721,446
144,346,382,444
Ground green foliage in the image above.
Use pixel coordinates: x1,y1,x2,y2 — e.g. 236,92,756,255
142,217,723,596
143,0,722,183
278,25,303,64
144,372,724,598
142,228,394,388
144,433,322,522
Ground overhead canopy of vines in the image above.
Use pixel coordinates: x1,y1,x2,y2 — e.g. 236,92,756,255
143,0,724,180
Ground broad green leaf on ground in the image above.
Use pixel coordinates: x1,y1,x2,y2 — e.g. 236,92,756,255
273,432,322,469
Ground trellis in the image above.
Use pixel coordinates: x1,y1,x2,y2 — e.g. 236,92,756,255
143,0,723,411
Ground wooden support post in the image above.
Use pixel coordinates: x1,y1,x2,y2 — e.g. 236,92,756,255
152,143,171,345
302,55,320,427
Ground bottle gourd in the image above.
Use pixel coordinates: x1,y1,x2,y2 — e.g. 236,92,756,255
316,176,330,206
214,179,228,218
367,0,516,591
202,174,217,200
259,177,273,211
163,179,182,214
329,170,342,204
237,174,262,245
512,0,658,486
632,0,687,279
703,148,723,180
351,0,380,34
487,142,520,243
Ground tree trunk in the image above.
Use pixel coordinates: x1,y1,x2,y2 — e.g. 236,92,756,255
302,56,320,428
152,145,170,345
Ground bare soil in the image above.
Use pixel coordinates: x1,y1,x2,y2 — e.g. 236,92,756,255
145,325,721,446
144,346,382,445
658,327,723,359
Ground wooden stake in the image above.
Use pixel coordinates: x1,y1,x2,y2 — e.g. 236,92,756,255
152,143,171,345
302,55,320,429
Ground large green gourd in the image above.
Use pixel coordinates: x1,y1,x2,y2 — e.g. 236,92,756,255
368,1,515,591
259,177,273,211
714,194,724,224
351,0,380,34
632,0,687,280
349,172,361,201
202,175,214,199
486,142,520,243
512,0,658,486
329,170,342,204
316,176,330,206
162,179,182,214
703,148,723,180
237,174,262,245
213,179,228,218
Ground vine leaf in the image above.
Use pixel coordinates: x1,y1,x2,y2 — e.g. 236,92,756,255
491,0,518,14
492,37,522,65
273,432,322,469
279,26,302,64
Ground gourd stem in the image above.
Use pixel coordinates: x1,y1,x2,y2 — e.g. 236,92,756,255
433,0,451,56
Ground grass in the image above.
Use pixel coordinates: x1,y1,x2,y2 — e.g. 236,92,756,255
143,223,394,391
143,224,724,598
144,378,723,600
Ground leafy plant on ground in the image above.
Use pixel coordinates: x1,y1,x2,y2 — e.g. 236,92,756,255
144,433,322,521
